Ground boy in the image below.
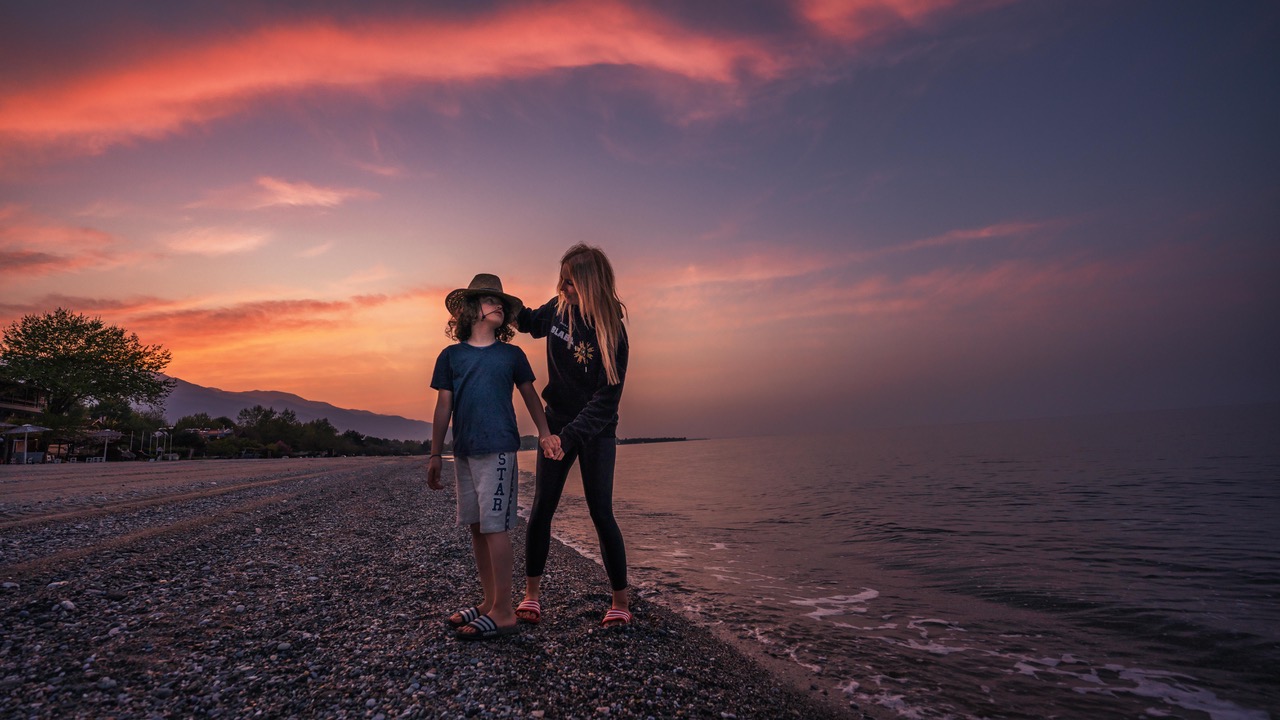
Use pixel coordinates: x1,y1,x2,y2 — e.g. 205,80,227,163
427,273,557,640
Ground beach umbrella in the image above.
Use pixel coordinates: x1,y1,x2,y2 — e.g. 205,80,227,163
86,428,124,461
4,424,52,463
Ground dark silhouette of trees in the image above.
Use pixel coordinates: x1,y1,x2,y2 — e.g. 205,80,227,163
172,405,426,458
0,308,173,417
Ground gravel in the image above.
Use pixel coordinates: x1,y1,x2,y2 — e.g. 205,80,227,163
1,458,864,719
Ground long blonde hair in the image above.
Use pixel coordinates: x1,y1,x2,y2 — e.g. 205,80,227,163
558,243,627,385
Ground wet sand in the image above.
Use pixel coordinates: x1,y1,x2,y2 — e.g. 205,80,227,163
0,457,874,719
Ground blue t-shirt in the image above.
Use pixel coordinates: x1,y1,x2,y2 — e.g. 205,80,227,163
430,342,535,457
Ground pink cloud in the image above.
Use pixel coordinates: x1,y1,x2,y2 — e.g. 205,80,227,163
353,161,404,178
799,0,1008,41
630,236,1139,334
0,1,785,155
897,219,1057,252
165,227,270,256
190,176,377,210
297,241,335,258
0,204,131,278
0,288,436,356
632,245,847,289
0,250,69,276
0,295,166,319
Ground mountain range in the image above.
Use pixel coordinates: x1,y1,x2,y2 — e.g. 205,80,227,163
162,377,431,442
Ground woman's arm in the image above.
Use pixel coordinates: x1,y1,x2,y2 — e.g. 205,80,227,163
516,298,558,338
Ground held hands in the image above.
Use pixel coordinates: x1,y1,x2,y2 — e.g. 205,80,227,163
539,434,564,461
426,455,443,490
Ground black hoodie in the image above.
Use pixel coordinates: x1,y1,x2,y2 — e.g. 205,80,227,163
517,298,628,453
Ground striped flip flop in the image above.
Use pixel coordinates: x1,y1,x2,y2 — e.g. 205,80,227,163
456,614,519,641
447,606,482,628
601,608,632,627
516,599,542,625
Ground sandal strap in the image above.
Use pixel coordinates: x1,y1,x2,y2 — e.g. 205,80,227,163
517,599,541,611
465,614,498,633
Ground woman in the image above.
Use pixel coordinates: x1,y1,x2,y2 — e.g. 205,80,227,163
515,243,632,627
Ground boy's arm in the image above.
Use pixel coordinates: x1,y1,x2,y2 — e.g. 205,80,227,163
427,389,452,490
517,381,562,460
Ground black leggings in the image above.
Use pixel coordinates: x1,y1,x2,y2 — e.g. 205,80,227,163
525,435,628,591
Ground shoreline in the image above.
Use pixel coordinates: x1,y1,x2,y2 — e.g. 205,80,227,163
519,492,873,720
0,458,870,718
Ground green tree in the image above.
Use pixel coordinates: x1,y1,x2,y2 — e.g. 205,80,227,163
236,405,275,444
300,418,342,455
170,417,205,453
174,413,217,431
0,308,174,417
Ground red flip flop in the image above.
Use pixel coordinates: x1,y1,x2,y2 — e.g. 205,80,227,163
516,599,542,625
602,608,632,627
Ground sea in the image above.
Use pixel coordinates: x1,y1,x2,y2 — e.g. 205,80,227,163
518,403,1280,720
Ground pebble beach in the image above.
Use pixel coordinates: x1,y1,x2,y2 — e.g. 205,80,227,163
0,457,872,719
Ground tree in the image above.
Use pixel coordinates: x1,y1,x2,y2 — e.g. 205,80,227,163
174,413,217,431
0,308,174,417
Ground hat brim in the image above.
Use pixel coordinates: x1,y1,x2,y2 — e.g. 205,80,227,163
445,288,524,318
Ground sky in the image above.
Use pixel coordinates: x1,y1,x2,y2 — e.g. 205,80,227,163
2,0,1278,439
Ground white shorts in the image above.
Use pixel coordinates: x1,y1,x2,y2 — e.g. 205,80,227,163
455,451,518,534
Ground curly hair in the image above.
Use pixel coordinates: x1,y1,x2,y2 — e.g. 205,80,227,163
446,295,517,343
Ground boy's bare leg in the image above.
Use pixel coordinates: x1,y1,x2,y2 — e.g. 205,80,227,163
482,530,516,626
469,524,494,615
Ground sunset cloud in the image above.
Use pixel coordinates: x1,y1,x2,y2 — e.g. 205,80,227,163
0,1,785,155
0,205,130,278
190,177,377,210
103,287,436,341
896,220,1056,252
799,0,1003,40
165,228,270,256
0,289,435,377
633,238,1135,333
632,219,1058,296
632,246,846,289
353,161,404,178
0,250,68,277
297,241,335,258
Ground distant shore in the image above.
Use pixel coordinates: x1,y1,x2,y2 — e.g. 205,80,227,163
0,458,868,719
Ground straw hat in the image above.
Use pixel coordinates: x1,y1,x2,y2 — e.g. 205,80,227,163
445,273,524,317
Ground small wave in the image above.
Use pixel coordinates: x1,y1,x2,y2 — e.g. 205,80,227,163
1011,657,1272,720
788,590,879,621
